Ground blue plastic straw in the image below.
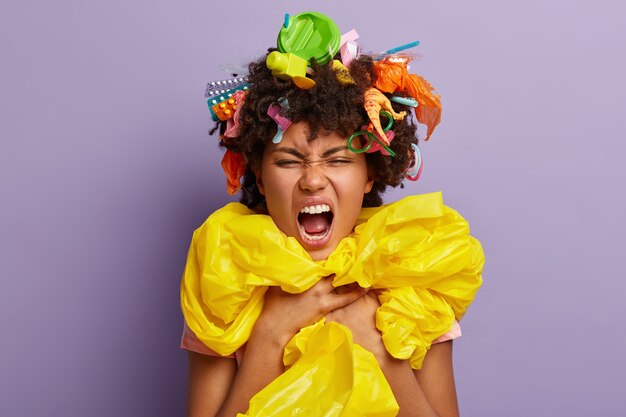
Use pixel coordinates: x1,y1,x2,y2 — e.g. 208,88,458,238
385,40,420,55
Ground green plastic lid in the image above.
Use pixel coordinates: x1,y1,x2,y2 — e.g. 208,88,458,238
277,12,341,65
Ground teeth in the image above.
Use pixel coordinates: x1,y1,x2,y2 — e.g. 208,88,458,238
300,204,331,214
302,229,329,241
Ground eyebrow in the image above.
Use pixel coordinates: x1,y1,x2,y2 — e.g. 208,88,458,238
272,147,306,158
321,146,350,158
272,145,349,159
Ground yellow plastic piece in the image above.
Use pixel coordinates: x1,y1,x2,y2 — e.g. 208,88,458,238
332,59,356,85
266,51,308,81
181,192,484,415
291,75,316,89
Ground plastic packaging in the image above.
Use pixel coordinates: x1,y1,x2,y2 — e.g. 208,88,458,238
181,192,484,414
241,321,399,416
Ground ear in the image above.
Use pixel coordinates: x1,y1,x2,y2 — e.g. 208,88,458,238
364,171,374,194
254,166,265,195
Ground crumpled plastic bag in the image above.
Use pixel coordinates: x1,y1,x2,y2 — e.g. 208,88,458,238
240,320,399,417
373,57,442,141
180,192,484,415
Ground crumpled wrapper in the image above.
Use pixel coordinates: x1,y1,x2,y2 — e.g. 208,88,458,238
373,58,442,141
181,192,484,415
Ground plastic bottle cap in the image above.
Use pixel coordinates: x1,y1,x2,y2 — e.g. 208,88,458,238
266,51,288,72
277,11,340,65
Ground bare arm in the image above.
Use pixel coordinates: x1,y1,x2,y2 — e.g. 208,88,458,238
186,329,286,417
187,277,367,417
413,341,459,417
187,353,236,417
374,341,459,417
326,292,459,417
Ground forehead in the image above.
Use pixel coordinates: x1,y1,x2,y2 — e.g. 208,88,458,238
266,121,348,155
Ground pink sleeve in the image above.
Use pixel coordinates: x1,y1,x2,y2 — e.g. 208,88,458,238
180,321,236,358
432,320,461,344
181,318,459,361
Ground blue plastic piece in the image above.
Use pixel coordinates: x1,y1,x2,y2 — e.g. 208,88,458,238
272,127,284,143
208,107,219,122
284,13,290,28
406,143,422,177
390,96,419,107
385,40,420,55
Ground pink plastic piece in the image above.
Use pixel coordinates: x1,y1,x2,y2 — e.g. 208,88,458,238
267,102,292,133
223,90,247,139
339,29,360,67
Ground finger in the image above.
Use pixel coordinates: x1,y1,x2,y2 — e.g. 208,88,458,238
333,282,360,295
311,276,336,293
365,290,378,300
329,286,367,310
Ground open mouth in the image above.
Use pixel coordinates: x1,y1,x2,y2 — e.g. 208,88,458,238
297,204,334,246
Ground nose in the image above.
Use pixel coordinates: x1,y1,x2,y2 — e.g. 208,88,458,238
298,162,329,192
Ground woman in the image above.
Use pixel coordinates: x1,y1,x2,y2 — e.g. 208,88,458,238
181,12,483,417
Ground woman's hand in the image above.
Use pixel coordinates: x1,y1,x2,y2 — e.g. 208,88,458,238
325,289,385,356
210,277,366,417
327,291,452,417
254,276,367,348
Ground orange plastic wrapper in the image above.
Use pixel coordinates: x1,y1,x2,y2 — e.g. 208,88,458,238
181,192,484,415
221,149,246,195
373,58,442,141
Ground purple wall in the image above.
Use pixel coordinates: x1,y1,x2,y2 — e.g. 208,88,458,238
1,1,625,416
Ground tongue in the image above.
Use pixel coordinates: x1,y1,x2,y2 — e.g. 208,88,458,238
299,213,330,234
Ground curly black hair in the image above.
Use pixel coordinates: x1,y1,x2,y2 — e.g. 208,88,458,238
214,50,419,209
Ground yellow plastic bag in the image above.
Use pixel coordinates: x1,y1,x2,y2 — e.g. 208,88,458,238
241,320,398,417
181,192,484,414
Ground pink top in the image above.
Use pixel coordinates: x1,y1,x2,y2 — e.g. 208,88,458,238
180,320,461,364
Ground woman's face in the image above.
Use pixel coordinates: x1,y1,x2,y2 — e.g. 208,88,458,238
256,121,374,261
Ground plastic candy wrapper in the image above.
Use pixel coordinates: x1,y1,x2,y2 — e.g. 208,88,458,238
180,192,484,414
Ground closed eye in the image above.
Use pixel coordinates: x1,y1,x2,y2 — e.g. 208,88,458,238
325,158,353,167
274,159,303,168
274,158,354,168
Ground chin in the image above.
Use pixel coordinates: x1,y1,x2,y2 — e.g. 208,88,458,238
306,245,335,262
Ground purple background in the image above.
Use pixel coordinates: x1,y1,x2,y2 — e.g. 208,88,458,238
1,1,625,416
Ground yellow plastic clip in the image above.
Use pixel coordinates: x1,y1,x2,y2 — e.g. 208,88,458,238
266,51,316,89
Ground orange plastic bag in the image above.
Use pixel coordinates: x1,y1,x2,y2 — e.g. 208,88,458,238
373,58,442,141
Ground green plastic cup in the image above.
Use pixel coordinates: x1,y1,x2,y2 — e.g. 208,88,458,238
277,12,341,65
